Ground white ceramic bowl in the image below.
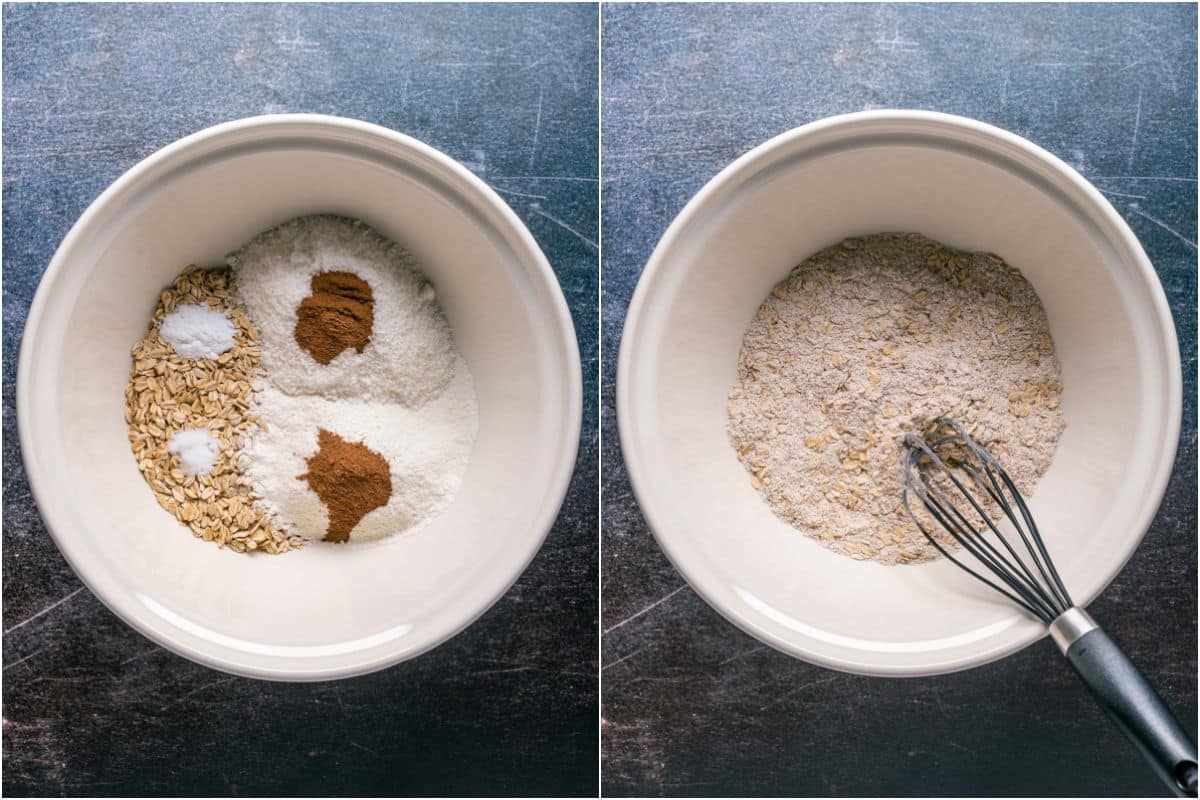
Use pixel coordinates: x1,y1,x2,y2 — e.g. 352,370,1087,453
618,110,1181,677
18,115,582,680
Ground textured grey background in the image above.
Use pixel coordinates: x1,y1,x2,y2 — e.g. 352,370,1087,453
2,4,597,796
601,3,1197,797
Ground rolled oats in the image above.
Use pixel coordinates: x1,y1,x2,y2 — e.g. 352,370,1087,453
125,266,303,555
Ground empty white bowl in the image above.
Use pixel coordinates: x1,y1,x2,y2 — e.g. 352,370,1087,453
18,115,582,680
618,110,1180,676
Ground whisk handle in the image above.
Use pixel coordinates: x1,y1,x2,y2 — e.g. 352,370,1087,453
1056,612,1197,797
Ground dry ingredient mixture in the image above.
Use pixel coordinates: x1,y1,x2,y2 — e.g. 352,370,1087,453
727,233,1066,565
126,216,478,554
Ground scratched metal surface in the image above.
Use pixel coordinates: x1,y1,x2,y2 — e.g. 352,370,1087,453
601,4,1197,797
2,4,597,796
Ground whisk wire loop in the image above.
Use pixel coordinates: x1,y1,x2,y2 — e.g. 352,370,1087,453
990,457,1073,610
907,472,1055,620
903,441,1060,622
941,422,1072,610
922,454,1049,598
954,418,1074,611
948,454,1071,616
901,418,1072,624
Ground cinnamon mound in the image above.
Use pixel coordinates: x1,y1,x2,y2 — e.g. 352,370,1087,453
294,271,374,365
298,428,392,542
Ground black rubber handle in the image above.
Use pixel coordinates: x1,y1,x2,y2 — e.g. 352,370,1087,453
1065,627,1198,797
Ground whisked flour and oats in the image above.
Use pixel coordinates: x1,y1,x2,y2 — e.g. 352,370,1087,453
125,216,478,554
727,233,1065,565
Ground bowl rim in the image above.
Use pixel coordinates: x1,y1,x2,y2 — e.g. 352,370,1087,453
17,113,583,681
616,109,1183,677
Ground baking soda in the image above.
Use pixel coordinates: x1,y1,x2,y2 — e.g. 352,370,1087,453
158,303,236,359
167,428,220,476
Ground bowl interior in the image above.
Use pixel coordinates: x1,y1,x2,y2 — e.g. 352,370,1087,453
21,119,579,678
621,115,1178,675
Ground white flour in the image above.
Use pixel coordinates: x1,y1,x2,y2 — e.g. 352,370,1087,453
231,215,478,544
230,215,456,407
243,356,478,543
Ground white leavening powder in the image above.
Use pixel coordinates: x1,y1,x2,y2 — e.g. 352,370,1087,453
230,215,456,407
168,428,220,476
243,355,478,542
158,304,237,359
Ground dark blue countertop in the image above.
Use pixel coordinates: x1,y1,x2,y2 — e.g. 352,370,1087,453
2,4,597,796
601,4,1197,796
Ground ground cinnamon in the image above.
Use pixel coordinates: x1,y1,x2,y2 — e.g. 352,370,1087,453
298,428,392,542
294,271,374,365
